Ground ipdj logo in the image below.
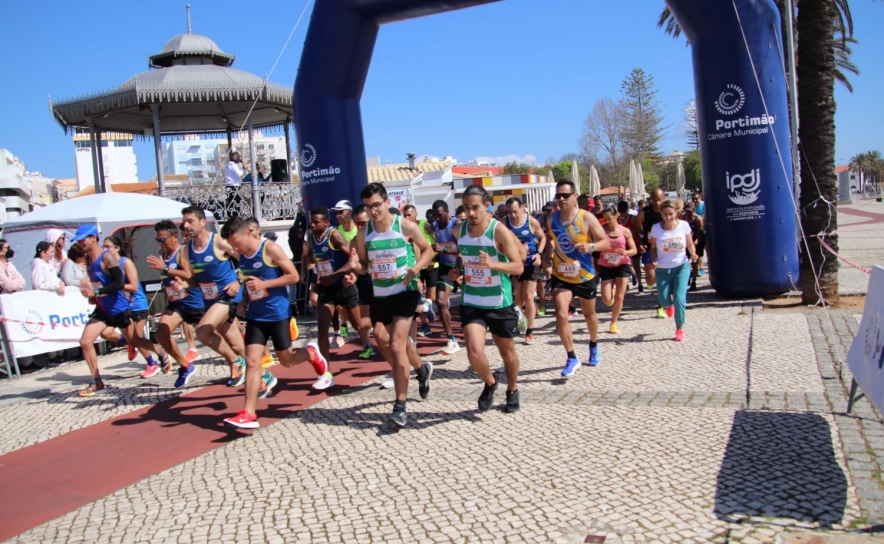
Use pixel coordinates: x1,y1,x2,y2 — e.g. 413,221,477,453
726,168,761,205
21,310,44,336
300,143,317,168
556,233,575,253
715,84,746,116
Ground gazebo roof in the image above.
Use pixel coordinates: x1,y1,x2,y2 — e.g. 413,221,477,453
50,31,292,137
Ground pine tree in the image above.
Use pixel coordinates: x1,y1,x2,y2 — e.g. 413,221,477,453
621,68,666,160
683,100,700,150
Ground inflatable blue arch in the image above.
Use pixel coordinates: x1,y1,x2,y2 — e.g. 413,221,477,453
292,0,799,297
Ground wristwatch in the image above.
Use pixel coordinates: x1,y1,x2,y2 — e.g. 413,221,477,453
237,277,245,285
163,265,169,273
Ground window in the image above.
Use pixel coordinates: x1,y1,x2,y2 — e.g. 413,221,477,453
257,144,265,151
268,144,275,150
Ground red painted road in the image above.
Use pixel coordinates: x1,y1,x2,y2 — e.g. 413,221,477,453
0,318,457,542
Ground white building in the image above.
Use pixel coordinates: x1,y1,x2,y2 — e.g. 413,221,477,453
164,132,290,183
0,149,31,221
74,130,138,192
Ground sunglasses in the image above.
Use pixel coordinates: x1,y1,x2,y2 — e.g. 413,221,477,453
554,192,574,200
155,237,168,244
334,210,346,215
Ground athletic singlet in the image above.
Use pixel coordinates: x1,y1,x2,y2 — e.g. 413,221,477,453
433,217,458,266
598,228,631,268
642,205,663,245
189,232,242,305
505,214,537,265
88,250,130,315
119,256,148,312
336,223,358,243
239,240,289,322
551,210,597,284
160,247,203,310
418,219,439,269
365,215,418,298
459,219,513,310
312,229,346,286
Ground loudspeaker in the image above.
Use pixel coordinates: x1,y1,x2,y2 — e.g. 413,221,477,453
270,159,288,182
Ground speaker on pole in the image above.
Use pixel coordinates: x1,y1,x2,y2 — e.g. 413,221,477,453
270,159,288,182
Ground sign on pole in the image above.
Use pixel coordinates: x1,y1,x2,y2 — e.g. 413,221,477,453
847,266,884,413
0,287,96,359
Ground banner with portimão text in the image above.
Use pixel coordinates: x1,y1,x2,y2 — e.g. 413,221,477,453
0,287,96,358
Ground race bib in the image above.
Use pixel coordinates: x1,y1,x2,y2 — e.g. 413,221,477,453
463,258,492,286
604,252,622,266
316,259,334,278
372,257,397,281
245,281,267,301
662,238,685,253
199,282,220,300
558,262,580,278
164,286,187,302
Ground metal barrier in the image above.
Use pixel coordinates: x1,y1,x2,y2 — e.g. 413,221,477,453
164,183,302,221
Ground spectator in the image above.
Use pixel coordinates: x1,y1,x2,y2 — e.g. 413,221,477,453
61,244,89,287
31,241,65,295
45,228,67,274
0,238,25,294
225,151,244,219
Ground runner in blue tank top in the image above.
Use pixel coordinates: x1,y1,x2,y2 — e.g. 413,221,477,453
175,206,248,389
71,224,163,397
219,217,332,430
427,199,461,355
504,197,547,345
146,220,208,387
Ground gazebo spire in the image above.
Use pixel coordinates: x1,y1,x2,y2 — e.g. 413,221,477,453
186,4,192,34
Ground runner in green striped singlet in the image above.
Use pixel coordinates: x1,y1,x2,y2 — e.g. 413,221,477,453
448,186,526,413
349,183,436,428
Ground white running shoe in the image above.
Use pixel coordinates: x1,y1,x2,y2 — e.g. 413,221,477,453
442,339,460,355
312,372,335,390
381,375,395,389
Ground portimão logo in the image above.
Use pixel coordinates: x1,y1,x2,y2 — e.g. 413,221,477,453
22,310,44,336
726,168,761,206
300,143,317,168
715,84,745,116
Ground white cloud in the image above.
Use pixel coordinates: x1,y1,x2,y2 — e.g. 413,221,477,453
472,154,539,166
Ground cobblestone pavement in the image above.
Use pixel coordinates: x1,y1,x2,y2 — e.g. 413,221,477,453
2,206,882,543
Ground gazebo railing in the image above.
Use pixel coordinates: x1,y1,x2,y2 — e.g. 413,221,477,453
163,183,301,221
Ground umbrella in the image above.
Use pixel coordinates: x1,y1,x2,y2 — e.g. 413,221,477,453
637,162,646,201
628,160,638,204
571,160,581,192
676,160,687,202
589,165,601,198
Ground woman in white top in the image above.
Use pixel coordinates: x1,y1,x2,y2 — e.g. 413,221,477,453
45,229,68,274
649,200,697,342
31,241,65,296
60,244,89,287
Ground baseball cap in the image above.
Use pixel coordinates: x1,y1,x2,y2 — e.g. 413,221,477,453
683,202,696,212
34,241,52,258
331,200,352,211
72,224,99,242
263,231,278,241
542,201,555,212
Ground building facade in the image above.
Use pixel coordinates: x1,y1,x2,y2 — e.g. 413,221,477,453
163,133,290,183
0,149,31,221
74,130,138,192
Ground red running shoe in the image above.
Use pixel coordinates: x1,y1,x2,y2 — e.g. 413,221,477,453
140,364,160,379
665,306,675,319
675,329,686,342
127,344,136,361
224,410,259,429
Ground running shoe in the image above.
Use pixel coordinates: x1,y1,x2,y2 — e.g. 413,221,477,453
159,352,171,373
567,307,575,317
665,306,674,319
260,353,275,367
610,322,619,334
341,325,349,338
588,346,600,367
515,306,528,335
388,403,407,427
258,371,278,399
698,269,706,276
127,344,136,361
478,379,498,411
289,317,299,341
424,300,436,323
690,281,697,291
604,296,614,308
224,410,259,429
647,283,656,289
631,273,637,286
504,389,520,413
675,329,686,342
525,333,535,345
417,323,432,337
333,332,345,348
656,307,666,319
140,363,160,379
442,339,460,355
358,345,375,359
495,365,506,374
417,362,433,400
174,363,196,388
638,284,644,294
306,342,328,375
561,357,581,377
78,379,105,397
228,357,246,387
312,371,335,390
380,375,395,389
185,348,201,364
536,306,546,317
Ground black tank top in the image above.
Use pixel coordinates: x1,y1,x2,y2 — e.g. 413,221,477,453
642,205,662,244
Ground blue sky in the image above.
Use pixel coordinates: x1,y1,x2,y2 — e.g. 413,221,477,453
1,0,881,180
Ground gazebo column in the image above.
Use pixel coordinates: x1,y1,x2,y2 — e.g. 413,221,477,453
284,119,293,182
151,106,166,196
87,119,101,193
226,127,233,163
247,115,261,220
95,128,107,193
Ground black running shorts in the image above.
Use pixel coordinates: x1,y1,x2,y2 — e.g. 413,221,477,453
460,304,519,339
370,291,421,326
549,275,600,300
512,265,541,282
245,318,292,350
316,283,359,309
90,309,131,330
597,264,634,281
208,299,238,324
420,266,439,289
356,274,373,306
437,264,459,292
169,306,206,325
129,310,149,323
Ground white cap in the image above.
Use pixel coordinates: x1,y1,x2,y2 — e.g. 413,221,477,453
331,200,352,211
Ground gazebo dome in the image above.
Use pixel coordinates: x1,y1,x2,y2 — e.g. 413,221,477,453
149,33,234,68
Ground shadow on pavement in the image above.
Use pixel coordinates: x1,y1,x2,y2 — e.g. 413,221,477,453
714,410,847,527
294,399,483,434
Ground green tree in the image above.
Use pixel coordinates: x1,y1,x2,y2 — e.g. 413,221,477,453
682,150,703,192
621,68,666,160
502,161,533,175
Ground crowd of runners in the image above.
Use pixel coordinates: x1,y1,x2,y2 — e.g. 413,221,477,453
69,180,705,429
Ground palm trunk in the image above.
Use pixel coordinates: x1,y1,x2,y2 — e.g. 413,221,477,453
797,0,839,304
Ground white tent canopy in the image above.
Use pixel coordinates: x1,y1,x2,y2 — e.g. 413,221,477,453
4,193,214,290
